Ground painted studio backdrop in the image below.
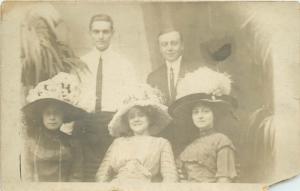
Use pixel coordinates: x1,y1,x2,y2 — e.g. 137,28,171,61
1,1,299,187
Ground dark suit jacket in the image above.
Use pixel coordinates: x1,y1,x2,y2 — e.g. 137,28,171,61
147,57,198,156
73,112,114,182
147,57,197,106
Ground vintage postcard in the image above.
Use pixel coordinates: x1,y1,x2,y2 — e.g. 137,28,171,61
1,1,299,191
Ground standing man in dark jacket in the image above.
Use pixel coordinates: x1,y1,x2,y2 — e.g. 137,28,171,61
147,29,196,106
147,29,197,156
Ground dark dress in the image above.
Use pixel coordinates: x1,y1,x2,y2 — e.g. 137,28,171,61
24,128,83,182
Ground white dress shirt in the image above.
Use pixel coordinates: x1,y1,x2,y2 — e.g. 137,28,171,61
166,56,182,95
79,47,137,113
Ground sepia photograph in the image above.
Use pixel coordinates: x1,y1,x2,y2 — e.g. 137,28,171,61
1,1,299,191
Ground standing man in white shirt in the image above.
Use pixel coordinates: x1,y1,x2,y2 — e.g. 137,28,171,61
75,14,137,181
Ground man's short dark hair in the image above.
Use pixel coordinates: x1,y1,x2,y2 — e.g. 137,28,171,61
157,28,183,42
89,14,114,30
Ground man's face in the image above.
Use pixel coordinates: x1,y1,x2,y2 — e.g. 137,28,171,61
158,31,184,62
90,21,114,52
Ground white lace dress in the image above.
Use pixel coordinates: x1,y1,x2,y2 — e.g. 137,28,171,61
96,136,178,183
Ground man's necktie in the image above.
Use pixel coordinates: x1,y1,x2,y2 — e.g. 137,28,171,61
95,56,103,112
169,66,176,102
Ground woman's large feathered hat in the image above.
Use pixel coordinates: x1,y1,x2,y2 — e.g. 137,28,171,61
108,84,171,137
22,72,87,122
169,67,237,117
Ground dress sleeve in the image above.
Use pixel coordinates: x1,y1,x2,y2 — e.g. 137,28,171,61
160,140,178,182
95,140,115,182
216,135,237,180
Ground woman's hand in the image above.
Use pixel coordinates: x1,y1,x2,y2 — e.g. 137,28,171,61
175,159,187,182
60,121,74,135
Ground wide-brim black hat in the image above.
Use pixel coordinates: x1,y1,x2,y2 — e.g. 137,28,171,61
22,98,87,123
169,93,237,118
169,67,238,118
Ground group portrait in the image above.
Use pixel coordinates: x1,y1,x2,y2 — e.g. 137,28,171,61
1,1,299,190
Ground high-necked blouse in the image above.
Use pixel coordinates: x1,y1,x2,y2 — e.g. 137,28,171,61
179,129,237,182
96,136,178,183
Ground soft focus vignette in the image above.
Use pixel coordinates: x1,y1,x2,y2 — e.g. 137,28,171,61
1,1,299,191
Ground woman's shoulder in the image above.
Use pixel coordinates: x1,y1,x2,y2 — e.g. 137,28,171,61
112,136,144,144
106,137,126,151
113,136,171,147
151,137,172,147
112,137,127,144
211,132,231,140
211,133,235,151
151,136,168,142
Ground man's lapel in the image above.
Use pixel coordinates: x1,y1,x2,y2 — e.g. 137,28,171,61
178,56,188,79
160,64,169,92
177,57,187,89
157,64,171,104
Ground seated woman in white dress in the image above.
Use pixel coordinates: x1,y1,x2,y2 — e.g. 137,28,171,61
96,84,178,183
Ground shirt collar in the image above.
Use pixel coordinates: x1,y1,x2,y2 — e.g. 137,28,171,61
166,56,182,70
92,46,112,59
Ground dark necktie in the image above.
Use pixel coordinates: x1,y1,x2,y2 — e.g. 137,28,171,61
95,56,103,112
169,66,176,102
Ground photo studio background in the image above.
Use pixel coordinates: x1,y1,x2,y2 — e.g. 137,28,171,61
1,1,299,189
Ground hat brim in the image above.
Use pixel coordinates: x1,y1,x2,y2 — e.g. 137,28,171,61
169,93,237,118
22,98,87,123
108,101,172,137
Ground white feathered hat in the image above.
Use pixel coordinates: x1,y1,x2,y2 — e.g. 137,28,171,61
169,67,237,117
22,72,87,122
108,84,171,137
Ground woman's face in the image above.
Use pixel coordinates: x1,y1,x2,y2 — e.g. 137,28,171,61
127,107,150,136
192,103,214,129
42,104,64,130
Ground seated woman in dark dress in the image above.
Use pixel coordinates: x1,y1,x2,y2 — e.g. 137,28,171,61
169,67,237,183
22,73,86,182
